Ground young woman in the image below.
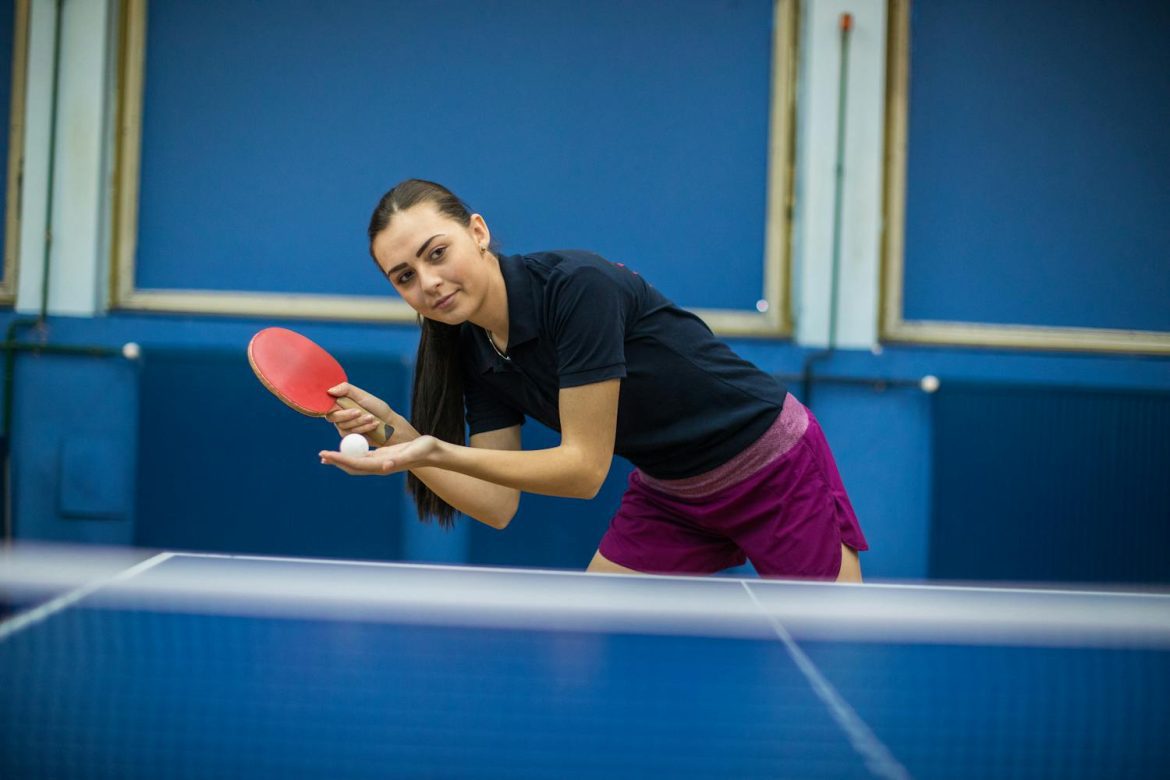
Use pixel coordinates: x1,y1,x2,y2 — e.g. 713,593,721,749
320,179,868,581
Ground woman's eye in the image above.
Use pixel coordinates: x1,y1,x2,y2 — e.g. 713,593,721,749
395,270,414,285
430,246,446,261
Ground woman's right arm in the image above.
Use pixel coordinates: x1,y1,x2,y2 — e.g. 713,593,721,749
412,426,522,529
326,383,522,529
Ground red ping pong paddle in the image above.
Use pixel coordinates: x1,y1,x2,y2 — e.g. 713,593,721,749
247,327,390,445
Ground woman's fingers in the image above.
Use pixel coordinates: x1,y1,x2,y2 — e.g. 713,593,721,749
328,382,394,421
325,406,362,424
326,403,386,441
349,418,384,435
319,450,393,475
320,437,433,475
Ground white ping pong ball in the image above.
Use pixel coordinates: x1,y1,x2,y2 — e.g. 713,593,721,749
920,374,940,393
122,342,141,360
340,433,369,457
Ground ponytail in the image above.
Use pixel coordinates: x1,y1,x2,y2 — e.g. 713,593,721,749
406,317,466,528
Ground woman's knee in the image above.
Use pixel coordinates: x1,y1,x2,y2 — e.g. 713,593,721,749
836,543,863,583
587,550,643,575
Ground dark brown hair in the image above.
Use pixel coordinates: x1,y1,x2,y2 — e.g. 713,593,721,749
368,179,473,528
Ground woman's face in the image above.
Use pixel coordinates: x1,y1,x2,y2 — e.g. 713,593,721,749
371,202,493,325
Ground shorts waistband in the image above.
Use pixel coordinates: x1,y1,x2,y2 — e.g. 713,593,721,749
637,393,808,500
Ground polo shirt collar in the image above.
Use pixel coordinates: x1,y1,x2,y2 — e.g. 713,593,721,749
498,254,540,349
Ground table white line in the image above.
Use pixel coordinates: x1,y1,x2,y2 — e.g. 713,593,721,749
742,581,912,780
174,552,1170,600
0,552,175,643
170,551,734,582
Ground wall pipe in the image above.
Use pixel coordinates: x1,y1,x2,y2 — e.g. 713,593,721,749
800,11,853,407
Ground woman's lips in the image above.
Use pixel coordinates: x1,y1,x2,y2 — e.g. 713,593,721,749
433,292,457,311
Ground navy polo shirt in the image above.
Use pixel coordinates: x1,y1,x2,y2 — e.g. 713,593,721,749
459,251,786,479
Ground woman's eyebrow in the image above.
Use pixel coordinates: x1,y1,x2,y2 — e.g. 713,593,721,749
416,233,446,257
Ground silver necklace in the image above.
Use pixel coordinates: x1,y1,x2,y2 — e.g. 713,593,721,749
484,327,510,361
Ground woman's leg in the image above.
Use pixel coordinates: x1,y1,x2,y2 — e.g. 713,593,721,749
593,544,860,580
586,549,643,574
836,543,862,582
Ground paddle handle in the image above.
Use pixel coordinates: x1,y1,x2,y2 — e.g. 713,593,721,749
335,397,391,446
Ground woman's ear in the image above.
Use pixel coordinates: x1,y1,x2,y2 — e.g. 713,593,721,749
469,213,491,251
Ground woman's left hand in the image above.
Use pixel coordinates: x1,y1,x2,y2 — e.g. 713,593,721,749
320,435,441,476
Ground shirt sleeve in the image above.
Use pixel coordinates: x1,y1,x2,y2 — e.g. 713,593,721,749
546,264,631,388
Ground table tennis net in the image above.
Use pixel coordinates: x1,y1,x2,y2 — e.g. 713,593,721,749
2,545,1168,780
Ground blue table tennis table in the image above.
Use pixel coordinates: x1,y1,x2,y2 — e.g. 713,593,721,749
2,549,1168,779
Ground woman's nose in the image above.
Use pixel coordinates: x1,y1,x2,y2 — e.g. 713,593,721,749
418,267,442,290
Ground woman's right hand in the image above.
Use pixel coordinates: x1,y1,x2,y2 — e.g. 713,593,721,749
326,382,399,444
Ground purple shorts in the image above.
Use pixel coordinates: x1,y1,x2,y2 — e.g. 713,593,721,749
598,394,868,579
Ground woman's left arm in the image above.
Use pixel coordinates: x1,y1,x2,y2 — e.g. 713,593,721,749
322,379,620,499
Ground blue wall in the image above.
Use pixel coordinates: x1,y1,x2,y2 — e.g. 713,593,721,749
903,0,1170,330
10,344,139,546
135,0,774,312
3,0,1169,585
132,345,409,561
930,382,1170,583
